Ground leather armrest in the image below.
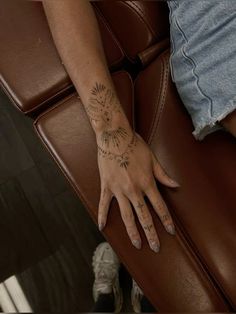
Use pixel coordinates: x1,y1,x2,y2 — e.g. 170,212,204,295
34,69,228,311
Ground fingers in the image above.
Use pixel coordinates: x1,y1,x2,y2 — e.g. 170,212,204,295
98,186,113,231
151,151,180,188
116,194,142,249
129,193,160,253
145,181,176,235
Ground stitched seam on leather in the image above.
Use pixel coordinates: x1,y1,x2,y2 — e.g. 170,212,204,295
92,5,124,66
145,51,232,308
147,52,168,145
171,205,233,309
122,1,157,43
126,1,158,40
126,71,135,129
144,59,164,143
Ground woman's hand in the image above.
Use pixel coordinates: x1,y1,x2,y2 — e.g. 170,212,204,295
42,0,179,252
96,127,179,253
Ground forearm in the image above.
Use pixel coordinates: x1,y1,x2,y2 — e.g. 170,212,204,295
42,0,132,139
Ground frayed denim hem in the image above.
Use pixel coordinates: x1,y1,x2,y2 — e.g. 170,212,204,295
192,96,236,141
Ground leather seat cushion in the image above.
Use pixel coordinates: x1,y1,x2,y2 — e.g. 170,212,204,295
134,49,236,309
34,70,228,312
0,0,124,114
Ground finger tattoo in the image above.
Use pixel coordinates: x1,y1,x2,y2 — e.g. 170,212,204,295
143,224,153,232
137,201,145,211
162,214,170,222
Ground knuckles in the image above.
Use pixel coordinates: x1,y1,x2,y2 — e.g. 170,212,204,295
121,211,135,224
139,212,152,225
141,174,154,190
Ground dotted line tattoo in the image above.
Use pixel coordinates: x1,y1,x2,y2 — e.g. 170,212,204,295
97,133,137,169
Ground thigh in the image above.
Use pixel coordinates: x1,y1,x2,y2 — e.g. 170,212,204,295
221,110,236,138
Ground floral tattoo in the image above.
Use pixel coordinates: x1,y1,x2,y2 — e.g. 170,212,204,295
97,133,137,169
86,82,137,169
85,82,121,127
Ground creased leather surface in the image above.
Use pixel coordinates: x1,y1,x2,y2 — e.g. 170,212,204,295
34,70,229,312
135,49,236,310
94,1,169,61
0,0,124,114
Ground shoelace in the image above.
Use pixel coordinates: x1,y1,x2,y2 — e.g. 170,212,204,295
94,260,117,294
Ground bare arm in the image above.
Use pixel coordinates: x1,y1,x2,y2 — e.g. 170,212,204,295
42,0,130,135
42,0,179,252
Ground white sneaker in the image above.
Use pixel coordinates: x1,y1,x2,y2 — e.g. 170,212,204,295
92,242,123,313
131,279,144,313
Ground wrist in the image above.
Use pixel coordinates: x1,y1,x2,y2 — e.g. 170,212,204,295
94,110,132,137
90,99,133,138
83,81,133,139
95,112,135,156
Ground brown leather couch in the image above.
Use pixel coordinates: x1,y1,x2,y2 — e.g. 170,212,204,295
1,1,236,311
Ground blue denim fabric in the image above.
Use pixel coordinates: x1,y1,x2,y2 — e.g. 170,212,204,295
167,0,236,140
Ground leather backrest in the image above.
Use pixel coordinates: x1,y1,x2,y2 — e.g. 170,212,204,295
93,1,170,62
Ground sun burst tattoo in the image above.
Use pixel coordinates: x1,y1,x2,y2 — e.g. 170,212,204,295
85,82,121,127
101,127,128,148
97,133,137,169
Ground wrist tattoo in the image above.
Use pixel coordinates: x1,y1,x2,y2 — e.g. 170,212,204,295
101,127,128,148
85,82,121,127
97,133,137,169
86,82,136,169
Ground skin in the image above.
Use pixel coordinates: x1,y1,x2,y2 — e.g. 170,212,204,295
42,0,180,253
221,111,236,138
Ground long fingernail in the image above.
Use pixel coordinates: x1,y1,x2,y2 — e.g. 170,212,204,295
132,240,141,249
150,241,160,253
98,222,105,231
166,224,176,235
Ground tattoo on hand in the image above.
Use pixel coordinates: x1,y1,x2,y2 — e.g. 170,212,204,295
144,224,153,232
86,82,137,169
137,201,145,211
101,127,128,148
98,133,137,169
162,214,170,222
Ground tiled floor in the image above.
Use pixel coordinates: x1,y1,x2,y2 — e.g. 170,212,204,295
0,87,132,311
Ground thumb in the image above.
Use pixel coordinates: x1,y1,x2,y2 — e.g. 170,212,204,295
151,151,180,188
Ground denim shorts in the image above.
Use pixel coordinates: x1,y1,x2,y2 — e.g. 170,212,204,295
167,0,236,140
